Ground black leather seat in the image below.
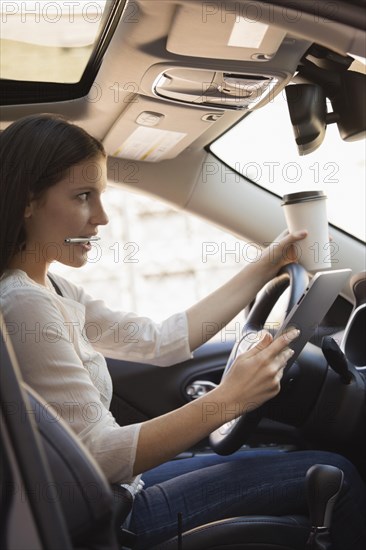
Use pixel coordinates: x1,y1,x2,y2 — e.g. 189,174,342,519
25,386,123,550
152,515,309,549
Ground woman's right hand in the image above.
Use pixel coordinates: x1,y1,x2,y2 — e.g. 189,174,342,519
218,329,299,418
134,328,299,475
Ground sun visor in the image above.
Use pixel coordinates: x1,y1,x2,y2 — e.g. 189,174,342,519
103,98,224,162
166,3,286,61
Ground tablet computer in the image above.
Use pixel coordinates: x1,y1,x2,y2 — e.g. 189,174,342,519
275,268,352,369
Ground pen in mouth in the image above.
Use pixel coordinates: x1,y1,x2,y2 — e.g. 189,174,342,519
64,237,101,244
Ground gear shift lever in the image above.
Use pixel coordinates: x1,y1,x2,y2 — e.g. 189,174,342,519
306,464,344,549
321,336,352,384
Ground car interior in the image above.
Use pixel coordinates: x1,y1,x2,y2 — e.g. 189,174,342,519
1,1,366,549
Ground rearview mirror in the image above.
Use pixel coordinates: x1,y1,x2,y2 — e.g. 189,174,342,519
285,83,327,156
330,70,366,142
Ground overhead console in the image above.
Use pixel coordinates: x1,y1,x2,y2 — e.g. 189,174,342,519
152,68,278,110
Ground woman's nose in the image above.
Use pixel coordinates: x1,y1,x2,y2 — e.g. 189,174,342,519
91,201,109,226
99,206,109,226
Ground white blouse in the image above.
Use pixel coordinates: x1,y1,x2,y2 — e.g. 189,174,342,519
0,269,192,483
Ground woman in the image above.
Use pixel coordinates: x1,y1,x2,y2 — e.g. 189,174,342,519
1,114,365,549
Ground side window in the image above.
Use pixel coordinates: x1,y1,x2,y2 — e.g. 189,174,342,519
51,187,249,343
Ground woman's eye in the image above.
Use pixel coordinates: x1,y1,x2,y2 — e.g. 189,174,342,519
78,192,90,201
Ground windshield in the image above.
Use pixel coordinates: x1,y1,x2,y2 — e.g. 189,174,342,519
211,89,366,242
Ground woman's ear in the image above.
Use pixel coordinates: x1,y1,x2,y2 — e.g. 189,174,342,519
24,194,36,219
24,204,32,219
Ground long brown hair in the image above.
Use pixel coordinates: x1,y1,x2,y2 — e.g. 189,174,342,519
0,114,105,276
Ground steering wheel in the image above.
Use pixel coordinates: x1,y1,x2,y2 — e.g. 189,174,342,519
209,263,309,455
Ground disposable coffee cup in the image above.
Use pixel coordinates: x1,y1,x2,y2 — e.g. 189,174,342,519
281,190,331,271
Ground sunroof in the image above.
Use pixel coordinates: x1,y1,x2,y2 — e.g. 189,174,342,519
0,0,124,103
1,1,112,83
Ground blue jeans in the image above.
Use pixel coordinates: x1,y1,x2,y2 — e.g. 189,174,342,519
129,449,366,549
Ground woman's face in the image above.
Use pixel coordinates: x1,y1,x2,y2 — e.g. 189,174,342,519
24,155,109,268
